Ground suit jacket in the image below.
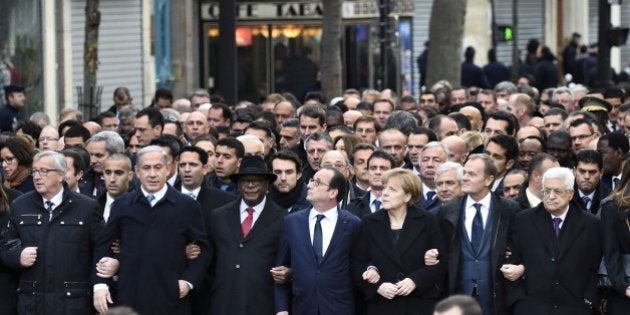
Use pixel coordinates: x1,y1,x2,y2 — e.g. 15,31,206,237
348,192,374,219
208,197,287,315
173,182,237,315
92,185,210,315
509,203,601,315
351,206,447,315
571,183,611,215
437,193,520,315
274,208,361,315
417,193,440,212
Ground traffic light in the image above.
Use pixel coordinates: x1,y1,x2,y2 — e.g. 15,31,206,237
496,25,513,42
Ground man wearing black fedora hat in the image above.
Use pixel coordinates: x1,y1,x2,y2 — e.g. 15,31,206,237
0,85,25,132
207,155,287,315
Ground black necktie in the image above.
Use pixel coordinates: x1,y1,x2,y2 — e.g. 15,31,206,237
313,214,325,262
373,200,381,212
471,203,483,252
45,201,54,221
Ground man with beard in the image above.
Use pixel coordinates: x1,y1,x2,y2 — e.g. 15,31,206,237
571,149,609,215
269,150,309,212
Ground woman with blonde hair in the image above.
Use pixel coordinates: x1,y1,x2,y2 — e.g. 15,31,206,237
352,168,446,315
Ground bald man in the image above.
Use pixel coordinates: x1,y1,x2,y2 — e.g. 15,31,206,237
237,135,265,158
441,135,468,165
343,110,363,129
185,111,210,141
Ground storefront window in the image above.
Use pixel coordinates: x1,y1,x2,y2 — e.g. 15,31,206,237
0,0,43,113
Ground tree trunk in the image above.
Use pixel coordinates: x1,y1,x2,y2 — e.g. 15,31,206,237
426,0,467,88
320,0,343,101
83,0,100,108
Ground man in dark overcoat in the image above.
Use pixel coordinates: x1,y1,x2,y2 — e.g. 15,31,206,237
92,145,210,315
208,155,287,315
0,150,103,314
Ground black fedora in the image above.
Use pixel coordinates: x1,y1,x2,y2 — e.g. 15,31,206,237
230,155,277,182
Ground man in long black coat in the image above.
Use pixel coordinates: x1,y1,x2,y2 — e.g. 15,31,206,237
208,155,287,315
93,145,210,315
0,151,103,315
508,167,601,315
429,154,521,315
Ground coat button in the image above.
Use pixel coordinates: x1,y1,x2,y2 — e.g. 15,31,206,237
239,243,244,248
66,292,71,296
235,264,240,269
551,258,555,262
60,221,65,225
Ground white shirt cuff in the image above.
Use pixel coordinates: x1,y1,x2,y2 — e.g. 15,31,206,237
93,283,109,293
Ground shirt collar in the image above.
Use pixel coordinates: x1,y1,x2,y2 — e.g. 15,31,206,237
578,190,595,199
239,196,266,214
309,205,338,221
43,188,64,208
465,191,492,210
167,171,178,186
181,186,202,198
550,206,570,221
369,191,380,204
422,183,434,199
141,184,168,202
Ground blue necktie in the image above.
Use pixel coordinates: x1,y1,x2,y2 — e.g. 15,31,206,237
552,217,562,237
313,214,325,262
422,191,436,209
45,201,54,221
471,203,483,252
373,199,381,212
582,196,591,210
146,194,155,206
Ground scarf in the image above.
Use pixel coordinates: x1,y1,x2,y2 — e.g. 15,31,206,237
4,165,30,189
268,177,305,209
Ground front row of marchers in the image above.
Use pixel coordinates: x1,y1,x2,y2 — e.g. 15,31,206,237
0,151,629,315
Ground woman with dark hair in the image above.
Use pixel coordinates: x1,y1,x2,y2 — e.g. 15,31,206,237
351,168,446,315
600,158,630,314
0,185,23,315
334,134,361,157
1,136,36,193
534,45,559,91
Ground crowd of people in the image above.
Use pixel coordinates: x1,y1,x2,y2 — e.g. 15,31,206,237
0,67,629,315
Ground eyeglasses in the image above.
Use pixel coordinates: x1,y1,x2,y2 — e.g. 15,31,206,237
31,168,61,177
38,136,59,142
309,178,329,187
541,188,572,197
0,156,15,164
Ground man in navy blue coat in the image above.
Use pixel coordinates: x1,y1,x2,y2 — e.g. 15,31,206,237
92,145,210,315
274,167,361,315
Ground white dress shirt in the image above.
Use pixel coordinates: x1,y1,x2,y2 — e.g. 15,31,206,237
369,191,381,213
103,193,116,222
167,171,178,186
141,185,168,207
464,193,492,240
309,206,338,257
550,206,569,230
181,186,201,200
240,196,266,226
42,188,64,211
422,183,435,200
525,187,542,208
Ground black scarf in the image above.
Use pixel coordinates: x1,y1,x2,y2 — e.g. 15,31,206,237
268,177,305,209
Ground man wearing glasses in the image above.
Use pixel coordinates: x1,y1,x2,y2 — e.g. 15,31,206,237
0,150,103,314
507,167,601,314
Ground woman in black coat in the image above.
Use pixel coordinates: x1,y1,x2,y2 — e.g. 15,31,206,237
0,185,23,315
351,168,447,315
601,160,630,314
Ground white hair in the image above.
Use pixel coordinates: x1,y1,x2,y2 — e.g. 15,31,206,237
434,161,464,182
542,167,574,190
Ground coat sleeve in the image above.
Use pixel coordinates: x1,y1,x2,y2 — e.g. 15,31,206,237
274,217,291,313
92,200,122,288
0,208,24,269
601,204,629,295
408,214,448,295
180,201,212,288
350,222,383,300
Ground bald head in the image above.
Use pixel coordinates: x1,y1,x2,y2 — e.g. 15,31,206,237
321,150,351,179
343,110,363,129
441,135,468,164
185,111,210,140
237,135,265,158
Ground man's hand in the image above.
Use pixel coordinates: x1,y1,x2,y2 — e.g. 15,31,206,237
377,282,398,300
270,266,292,284
626,286,630,298
500,264,525,281
185,243,200,260
395,278,417,296
96,257,120,278
424,248,439,266
19,247,37,267
178,280,191,298
362,267,380,284
93,288,113,314
110,239,120,254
